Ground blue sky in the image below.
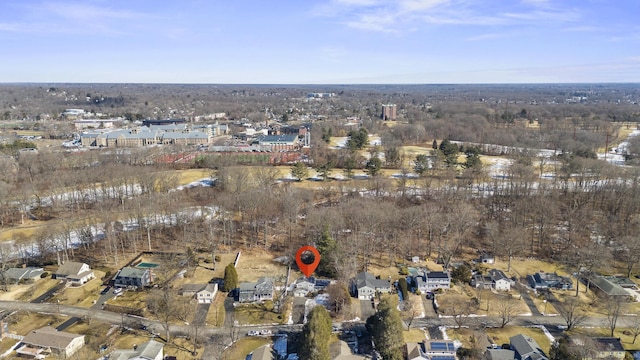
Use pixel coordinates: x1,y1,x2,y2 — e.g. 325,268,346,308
1,0,639,83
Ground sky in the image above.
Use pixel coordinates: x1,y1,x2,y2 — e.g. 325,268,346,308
0,0,639,84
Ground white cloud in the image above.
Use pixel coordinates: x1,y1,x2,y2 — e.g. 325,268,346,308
316,0,582,33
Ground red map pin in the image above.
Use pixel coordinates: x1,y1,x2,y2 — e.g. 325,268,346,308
295,245,320,278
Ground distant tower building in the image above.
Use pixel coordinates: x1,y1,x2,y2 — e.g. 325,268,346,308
381,104,397,120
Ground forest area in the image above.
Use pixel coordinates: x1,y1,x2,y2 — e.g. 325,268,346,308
0,84,640,283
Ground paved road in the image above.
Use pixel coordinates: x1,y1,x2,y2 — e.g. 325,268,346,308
4,299,637,359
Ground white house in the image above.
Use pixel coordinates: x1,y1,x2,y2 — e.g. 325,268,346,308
17,326,85,359
353,272,391,300
54,262,94,286
197,283,218,304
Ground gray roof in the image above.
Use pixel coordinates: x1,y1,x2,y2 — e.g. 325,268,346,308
488,269,509,281
199,283,217,294
484,349,516,360
111,339,164,360
592,337,625,352
55,262,87,276
355,272,391,290
182,284,207,293
249,344,274,360
240,277,274,291
590,276,629,296
117,267,149,279
22,326,84,350
427,271,451,279
258,134,298,144
510,334,548,360
4,267,43,281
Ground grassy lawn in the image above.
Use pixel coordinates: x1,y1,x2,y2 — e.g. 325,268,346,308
172,265,216,289
206,293,226,327
234,303,284,325
447,326,551,354
6,312,65,336
52,270,105,307
0,338,18,354
403,328,427,343
223,337,270,360
16,278,59,302
106,290,149,317
235,249,287,283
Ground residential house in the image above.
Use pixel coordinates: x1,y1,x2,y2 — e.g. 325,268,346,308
353,272,391,300
478,253,496,264
114,267,153,289
3,267,43,284
248,344,274,360
53,262,94,286
413,270,452,293
238,277,275,303
181,283,218,303
527,272,573,290
471,269,513,291
331,340,367,360
581,337,625,360
17,326,84,359
510,334,548,360
292,277,330,297
483,349,516,360
404,340,458,360
110,340,164,360
197,283,218,304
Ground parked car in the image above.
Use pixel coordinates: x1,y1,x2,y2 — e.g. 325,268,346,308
114,288,124,295
247,331,258,336
100,287,111,295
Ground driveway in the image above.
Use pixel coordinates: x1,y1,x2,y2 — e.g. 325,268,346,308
514,283,542,316
291,297,306,324
192,303,211,326
359,299,376,320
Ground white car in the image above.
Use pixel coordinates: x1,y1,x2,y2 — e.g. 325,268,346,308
114,288,124,295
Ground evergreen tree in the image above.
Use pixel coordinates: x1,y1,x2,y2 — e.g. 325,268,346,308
432,139,438,150
464,146,482,169
365,156,382,176
347,128,368,150
299,306,332,360
290,162,309,181
316,225,337,278
366,297,404,360
438,139,459,167
222,263,238,292
413,154,430,177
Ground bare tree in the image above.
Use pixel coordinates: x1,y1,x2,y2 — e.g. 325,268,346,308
603,295,626,337
558,297,589,330
442,297,476,329
626,315,640,344
495,296,518,328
